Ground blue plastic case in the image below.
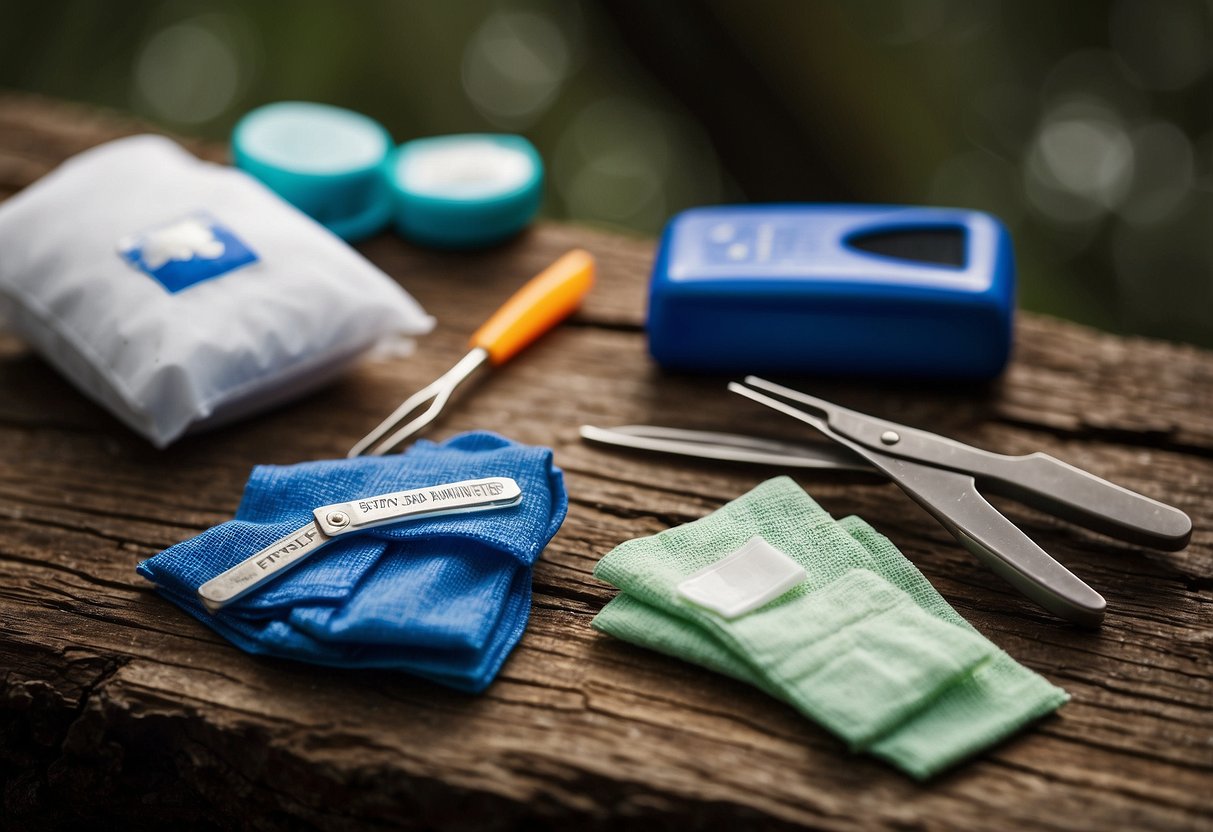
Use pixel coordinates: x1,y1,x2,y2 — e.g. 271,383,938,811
646,204,1015,379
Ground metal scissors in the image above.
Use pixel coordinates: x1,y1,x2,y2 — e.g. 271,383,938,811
581,377,1192,627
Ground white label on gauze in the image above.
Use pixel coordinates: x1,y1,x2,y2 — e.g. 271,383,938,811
676,536,807,619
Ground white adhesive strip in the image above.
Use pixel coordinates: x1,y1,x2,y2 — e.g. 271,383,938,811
676,536,807,619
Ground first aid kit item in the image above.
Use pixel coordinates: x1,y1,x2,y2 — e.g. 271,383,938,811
138,432,568,692
350,249,595,456
583,378,1192,627
592,477,1069,779
0,135,433,447
387,134,543,249
198,475,524,610
646,204,1015,379
232,101,394,241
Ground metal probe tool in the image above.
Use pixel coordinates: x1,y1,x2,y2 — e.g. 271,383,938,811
349,249,595,457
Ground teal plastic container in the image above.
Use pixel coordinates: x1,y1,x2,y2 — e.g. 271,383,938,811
232,102,393,242
386,134,543,249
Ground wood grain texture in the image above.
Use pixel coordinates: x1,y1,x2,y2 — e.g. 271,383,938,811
0,93,1210,831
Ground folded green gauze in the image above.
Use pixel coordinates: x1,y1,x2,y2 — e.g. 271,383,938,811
592,477,1068,779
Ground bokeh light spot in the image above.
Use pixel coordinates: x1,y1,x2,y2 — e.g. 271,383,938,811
461,11,571,128
1026,102,1134,223
555,97,672,229
133,15,243,125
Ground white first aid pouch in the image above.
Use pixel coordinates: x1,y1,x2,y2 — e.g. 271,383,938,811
0,135,434,447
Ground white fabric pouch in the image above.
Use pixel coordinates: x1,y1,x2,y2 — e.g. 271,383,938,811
0,135,434,447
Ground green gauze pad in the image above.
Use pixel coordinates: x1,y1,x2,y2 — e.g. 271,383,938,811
591,477,1068,779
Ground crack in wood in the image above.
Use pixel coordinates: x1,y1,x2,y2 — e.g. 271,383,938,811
0,550,143,594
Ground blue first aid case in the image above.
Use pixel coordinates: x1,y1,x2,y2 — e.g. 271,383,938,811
646,204,1016,379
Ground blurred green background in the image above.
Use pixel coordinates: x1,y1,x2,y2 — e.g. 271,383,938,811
1,0,1210,346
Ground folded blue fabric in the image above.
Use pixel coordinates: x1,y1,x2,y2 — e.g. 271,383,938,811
138,432,567,692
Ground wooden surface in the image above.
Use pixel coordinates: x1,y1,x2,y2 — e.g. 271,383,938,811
0,94,1210,831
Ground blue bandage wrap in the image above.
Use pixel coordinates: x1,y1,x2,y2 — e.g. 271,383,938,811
137,432,567,692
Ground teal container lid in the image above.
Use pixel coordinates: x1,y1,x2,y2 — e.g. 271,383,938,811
387,134,543,249
232,102,393,242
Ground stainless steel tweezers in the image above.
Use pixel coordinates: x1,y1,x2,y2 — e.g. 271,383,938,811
580,377,1192,627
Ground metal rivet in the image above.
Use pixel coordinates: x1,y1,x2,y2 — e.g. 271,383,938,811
326,511,350,527
880,430,900,445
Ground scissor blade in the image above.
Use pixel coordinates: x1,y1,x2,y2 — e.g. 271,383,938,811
884,460,1106,627
743,376,847,422
727,382,853,449
579,424,873,472
741,377,1192,550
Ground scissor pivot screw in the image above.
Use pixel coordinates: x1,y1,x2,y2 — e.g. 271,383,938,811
880,430,901,445
326,511,350,528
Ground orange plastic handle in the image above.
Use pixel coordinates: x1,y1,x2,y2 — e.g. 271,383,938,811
469,249,596,365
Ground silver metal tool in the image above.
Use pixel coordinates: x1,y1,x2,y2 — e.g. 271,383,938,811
197,476,522,612
348,249,596,457
578,425,872,472
581,378,1192,627
348,348,488,458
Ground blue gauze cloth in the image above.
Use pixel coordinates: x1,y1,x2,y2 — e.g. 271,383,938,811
137,432,567,692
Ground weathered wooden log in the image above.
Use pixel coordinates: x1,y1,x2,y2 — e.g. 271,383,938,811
0,93,1209,831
